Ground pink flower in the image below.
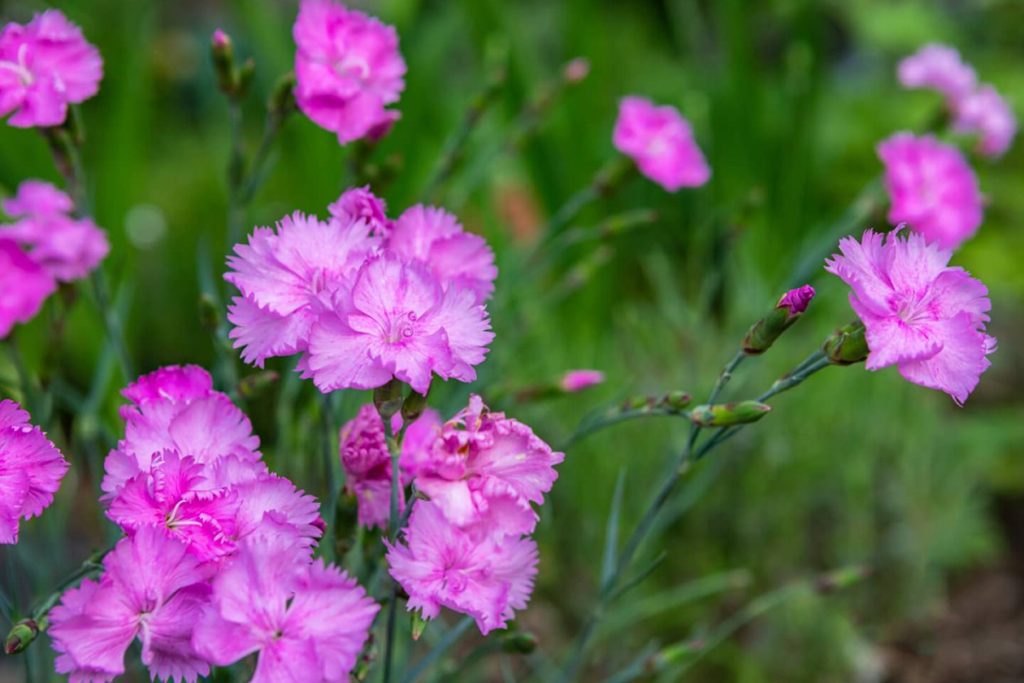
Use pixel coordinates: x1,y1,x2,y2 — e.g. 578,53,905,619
225,211,376,367
953,84,1017,158
2,179,72,216
329,185,392,237
404,396,563,536
778,285,815,315
388,205,497,304
307,254,493,394
192,537,378,682
120,364,213,406
0,238,54,338
49,528,213,683
0,10,103,128
612,96,710,192
231,473,323,549
0,400,68,544
339,403,399,529
387,500,538,635
293,0,406,145
559,369,605,393
877,133,983,250
825,229,995,405
897,44,976,102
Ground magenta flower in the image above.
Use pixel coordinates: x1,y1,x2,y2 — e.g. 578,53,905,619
329,185,392,237
192,537,378,682
225,211,376,367
778,285,815,315
0,10,103,128
953,84,1017,158
293,0,406,145
120,364,213,406
559,369,605,393
0,238,54,339
231,473,324,550
389,205,498,304
0,400,68,544
339,403,400,529
877,133,983,250
897,44,976,102
825,229,995,405
387,500,538,635
2,179,72,216
307,254,493,394
612,96,710,192
49,528,214,683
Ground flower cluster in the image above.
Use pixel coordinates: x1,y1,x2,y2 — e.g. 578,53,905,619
226,187,495,395
50,366,377,682
898,43,1016,157
613,96,710,192
0,9,102,128
0,400,68,544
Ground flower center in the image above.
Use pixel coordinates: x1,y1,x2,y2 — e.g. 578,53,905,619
385,311,417,344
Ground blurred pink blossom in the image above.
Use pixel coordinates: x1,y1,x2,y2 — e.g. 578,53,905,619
953,84,1017,158
897,44,976,102
560,369,605,393
613,96,710,191
0,238,55,339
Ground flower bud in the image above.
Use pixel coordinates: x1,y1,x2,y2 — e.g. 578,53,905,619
742,285,816,355
238,370,279,399
373,378,405,419
661,390,692,410
211,29,238,96
198,293,219,331
689,401,772,427
401,386,429,422
269,72,298,119
411,610,428,641
5,619,39,655
562,57,591,84
559,369,604,393
823,321,868,365
501,630,538,654
623,394,653,411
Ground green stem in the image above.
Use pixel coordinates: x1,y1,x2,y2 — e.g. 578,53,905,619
382,591,400,683
319,395,338,563
562,406,692,451
400,617,474,683
89,270,134,382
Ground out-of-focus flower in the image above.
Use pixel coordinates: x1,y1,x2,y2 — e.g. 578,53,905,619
307,254,493,394
0,10,103,128
0,238,55,339
897,44,976,102
192,537,378,682
559,369,605,393
328,185,392,237
953,84,1017,158
612,96,710,192
0,400,68,544
49,528,213,683
293,0,406,144
825,229,995,405
387,500,537,635
877,133,983,250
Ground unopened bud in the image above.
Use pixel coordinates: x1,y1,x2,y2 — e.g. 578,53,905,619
823,321,868,365
689,401,771,427
373,378,404,419
237,57,256,98
501,630,538,654
5,619,39,655
743,285,816,355
411,610,428,641
623,395,652,411
211,29,238,96
198,293,219,331
401,386,429,422
238,370,279,399
563,57,590,84
269,72,297,119
661,390,692,410
559,369,604,393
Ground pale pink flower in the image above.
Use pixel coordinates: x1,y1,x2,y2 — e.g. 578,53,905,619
225,211,376,367
953,84,1017,158
387,500,538,635
613,96,710,192
559,369,605,393
0,238,54,339
388,205,497,303
307,254,493,394
0,10,103,128
0,400,68,544
328,185,391,237
877,133,983,250
192,537,378,682
777,284,815,315
49,528,213,683
825,229,995,405
293,0,406,145
897,44,976,102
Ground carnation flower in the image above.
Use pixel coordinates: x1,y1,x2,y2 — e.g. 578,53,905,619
825,229,995,405
329,185,392,236
0,400,68,544
307,254,493,394
387,500,538,635
560,369,605,393
0,10,103,128
0,238,55,339
49,528,213,683
192,537,378,682
230,473,323,549
612,96,710,192
225,211,376,367
953,84,1017,158
877,133,983,250
897,44,976,102
293,0,406,144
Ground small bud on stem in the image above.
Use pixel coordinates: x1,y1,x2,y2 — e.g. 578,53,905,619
823,321,868,365
4,619,40,655
374,378,405,420
743,285,816,355
401,386,430,422
689,401,772,427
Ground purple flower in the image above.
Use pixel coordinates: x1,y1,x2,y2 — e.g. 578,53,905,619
825,229,995,405
328,185,392,237
293,0,406,145
953,84,1017,158
897,44,976,102
613,96,710,192
559,369,605,393
0,238,55,339
777,285,815,315
0,10,103,128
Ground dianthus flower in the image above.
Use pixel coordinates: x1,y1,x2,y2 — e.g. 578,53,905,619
0,10,103,128
192,537,378,682
0,238,54,338
877,133,983,250
953,84,1017,158
329,185,392,236
825,229,995,405
387,500,538,635
293,0,406,144
0,400,68,544
897,44,976,102
560,369,605,393
307,254,493,394
403,395,562,536
49,528,214,683
2,180,108,281
612,96,710,192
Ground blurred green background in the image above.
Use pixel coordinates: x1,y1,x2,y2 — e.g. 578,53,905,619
1,0,1022,681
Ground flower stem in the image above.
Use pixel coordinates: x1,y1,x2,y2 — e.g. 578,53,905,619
319,394,339,563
